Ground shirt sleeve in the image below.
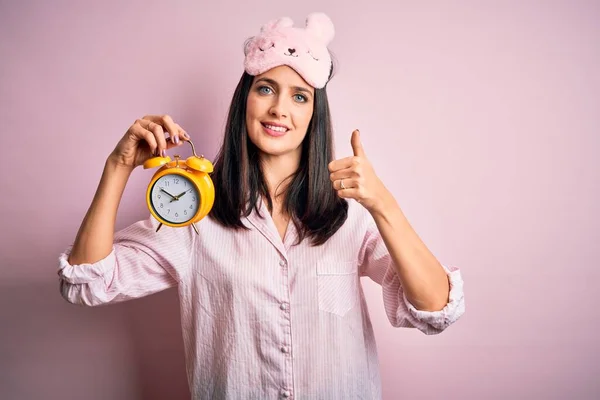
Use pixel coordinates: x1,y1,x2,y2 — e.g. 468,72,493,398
58,215,195,306
358,218,465,335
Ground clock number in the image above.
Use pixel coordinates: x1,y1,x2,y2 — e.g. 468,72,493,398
164,181,169,187
192,196,196,202
189,205,193,209
184,210,187,216
157,194,161,199
175,213,179,218
174,178,179,184
159,203,163,208
167,209,170,214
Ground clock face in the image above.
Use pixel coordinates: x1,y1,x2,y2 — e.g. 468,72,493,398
150,174,200,224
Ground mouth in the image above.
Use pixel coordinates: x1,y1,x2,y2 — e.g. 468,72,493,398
261,122,290,136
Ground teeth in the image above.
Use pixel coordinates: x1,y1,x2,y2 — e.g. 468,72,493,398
265,124,287,132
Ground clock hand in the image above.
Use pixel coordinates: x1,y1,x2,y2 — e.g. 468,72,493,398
160,188,177,200
170,189,193,202
171,191,185,202
174,191,187,198
177,188,194,198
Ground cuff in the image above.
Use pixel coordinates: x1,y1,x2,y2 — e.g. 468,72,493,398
402,265,465,331
57,246,117,285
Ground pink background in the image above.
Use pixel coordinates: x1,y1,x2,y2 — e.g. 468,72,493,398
1,1,599,399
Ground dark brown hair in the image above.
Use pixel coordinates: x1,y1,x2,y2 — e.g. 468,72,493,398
209,68,348,246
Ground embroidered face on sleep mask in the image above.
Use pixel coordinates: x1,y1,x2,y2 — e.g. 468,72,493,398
243,12,335,89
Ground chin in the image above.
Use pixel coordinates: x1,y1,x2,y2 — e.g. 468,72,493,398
255,141,298,157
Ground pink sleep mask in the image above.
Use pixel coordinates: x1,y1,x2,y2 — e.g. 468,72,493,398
243,12,335,89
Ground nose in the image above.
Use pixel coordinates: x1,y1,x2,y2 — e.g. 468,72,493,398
288,48,296,54
269,95,288,118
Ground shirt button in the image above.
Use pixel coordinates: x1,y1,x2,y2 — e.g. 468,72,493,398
279,260,287,267
281,390,291,398
280,303,288,311
281,346,289,353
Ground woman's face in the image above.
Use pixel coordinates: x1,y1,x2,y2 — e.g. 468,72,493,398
246,65,315,159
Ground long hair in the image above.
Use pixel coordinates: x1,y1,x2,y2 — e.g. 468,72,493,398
208,69,348,246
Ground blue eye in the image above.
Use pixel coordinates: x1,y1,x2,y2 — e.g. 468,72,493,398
294,94,307,103
258,86,273,94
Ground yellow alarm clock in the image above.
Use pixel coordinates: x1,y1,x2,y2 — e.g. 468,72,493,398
143,139,214,235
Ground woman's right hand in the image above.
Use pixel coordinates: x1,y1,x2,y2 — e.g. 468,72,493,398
108,114,189,169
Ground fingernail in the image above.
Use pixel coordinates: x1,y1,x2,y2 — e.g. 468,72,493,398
173,135,179,144
162,149,167,157
183,132,190,140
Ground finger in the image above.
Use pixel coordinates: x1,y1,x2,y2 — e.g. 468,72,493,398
336,187,361,200
166,123,190,150
330,167,358,182
351,129,365,157
145,120,168,156
334,178,357,191
328,156,355,172
175,123,190,141
131,122,158,155
159,115,183,144
144,114,182,145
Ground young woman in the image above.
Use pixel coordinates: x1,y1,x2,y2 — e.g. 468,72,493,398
59,12,465,399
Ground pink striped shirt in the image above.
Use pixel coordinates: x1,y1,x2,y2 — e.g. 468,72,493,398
58,199,465,399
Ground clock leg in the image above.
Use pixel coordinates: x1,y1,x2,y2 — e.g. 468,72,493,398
192,223,199,235
156,223,163,233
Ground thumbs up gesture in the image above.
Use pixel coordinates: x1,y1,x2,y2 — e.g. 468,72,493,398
328,129,392,213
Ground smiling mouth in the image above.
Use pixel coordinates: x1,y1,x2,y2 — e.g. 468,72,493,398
261,122,289,133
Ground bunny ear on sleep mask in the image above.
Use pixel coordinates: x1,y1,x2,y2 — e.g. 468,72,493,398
243,12,335,89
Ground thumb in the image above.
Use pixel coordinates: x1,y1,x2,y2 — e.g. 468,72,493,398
351,129,365,157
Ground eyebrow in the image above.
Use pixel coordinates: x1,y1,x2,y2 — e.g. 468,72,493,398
255,77,313,96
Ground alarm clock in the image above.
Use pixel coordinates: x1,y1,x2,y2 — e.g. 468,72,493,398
143,139,214,235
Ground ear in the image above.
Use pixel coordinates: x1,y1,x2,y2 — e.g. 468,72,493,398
260,17,294,32
305,12,335,45
243,37,253,55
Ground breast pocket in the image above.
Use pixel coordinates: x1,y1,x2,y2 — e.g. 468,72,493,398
316,260,359,317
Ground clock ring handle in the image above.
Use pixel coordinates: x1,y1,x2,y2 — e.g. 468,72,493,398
185,138,209,161
169,137,204,159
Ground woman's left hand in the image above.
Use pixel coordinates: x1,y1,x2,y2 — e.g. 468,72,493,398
328,129,393,214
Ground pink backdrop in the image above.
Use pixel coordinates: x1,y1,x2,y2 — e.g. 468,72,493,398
1,1,598,399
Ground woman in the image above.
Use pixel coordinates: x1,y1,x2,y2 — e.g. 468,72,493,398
59,12,465,399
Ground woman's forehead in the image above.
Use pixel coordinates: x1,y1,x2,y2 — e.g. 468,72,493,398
254,66,314,92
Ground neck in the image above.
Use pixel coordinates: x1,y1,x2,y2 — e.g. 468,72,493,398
259,151,300,204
